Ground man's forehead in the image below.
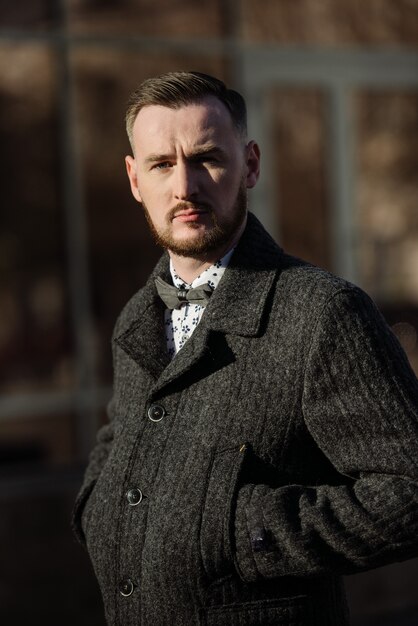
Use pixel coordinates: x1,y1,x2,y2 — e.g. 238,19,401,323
132,96,235,142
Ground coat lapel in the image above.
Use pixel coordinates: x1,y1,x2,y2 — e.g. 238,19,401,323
198,212,285,338
115,213,285,390
114,255,172,380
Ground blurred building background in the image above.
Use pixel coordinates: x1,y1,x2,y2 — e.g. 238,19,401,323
1,1,418,624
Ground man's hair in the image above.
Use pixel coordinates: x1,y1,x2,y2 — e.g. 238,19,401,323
125,71,247,149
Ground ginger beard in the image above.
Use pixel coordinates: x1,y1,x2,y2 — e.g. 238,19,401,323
141,179,248,258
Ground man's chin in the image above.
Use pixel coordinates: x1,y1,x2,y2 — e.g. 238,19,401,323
164,235,217,257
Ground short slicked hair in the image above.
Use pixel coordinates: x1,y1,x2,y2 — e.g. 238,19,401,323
125,71,247,149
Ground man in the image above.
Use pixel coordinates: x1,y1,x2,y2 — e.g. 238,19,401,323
73,72,418,626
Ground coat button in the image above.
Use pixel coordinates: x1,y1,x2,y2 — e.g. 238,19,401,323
251,527,269,552
126,488,143,506
147,404,166,422
119,578,134,597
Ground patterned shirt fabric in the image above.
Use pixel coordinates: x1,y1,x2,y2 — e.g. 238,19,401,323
165,249,234,357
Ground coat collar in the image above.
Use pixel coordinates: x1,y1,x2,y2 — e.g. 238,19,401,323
198,213,284,337
115,213,285,386
114,254,172,379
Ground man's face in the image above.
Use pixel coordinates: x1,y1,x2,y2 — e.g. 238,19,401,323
125,95,260,258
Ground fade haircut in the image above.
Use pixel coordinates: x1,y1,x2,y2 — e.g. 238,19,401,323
125,71,247,150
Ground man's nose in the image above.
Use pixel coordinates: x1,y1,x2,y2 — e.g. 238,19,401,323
173,161,198,200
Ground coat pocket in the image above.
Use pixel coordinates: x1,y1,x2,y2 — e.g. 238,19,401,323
200,596,309,626
200,442,250,581
71,418,125,546
71,479,97,545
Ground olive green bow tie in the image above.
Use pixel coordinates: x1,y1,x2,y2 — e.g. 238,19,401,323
155,277,213,310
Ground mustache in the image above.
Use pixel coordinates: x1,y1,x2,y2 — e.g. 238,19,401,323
167,202,212,221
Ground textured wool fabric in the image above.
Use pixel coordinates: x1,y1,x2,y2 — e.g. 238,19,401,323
73,213,418,626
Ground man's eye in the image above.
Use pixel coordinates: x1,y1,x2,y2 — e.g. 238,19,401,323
153,162,171,170
193,155,219,165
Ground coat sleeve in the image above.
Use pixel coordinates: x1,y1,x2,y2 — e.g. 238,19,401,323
71,410,115,545
234,286,418,582
71,317,122,545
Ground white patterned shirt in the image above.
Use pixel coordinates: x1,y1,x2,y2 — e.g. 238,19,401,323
164,249,234,357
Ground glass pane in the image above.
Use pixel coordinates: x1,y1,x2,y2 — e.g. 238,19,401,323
71,47,230,383
241,0,418,47
68,0,228,38
0,43,74,393
269,88,331,270
355,90,418,373
0,0,60,30
0,414,76,466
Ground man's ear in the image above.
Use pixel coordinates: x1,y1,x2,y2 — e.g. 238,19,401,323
125,155,142,203
245,141,261,189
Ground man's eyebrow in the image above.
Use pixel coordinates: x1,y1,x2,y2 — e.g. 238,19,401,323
143,145,227,164
144,152,174,164
187,145,227,159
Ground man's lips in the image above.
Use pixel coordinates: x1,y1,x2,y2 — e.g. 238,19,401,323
173,208,208,222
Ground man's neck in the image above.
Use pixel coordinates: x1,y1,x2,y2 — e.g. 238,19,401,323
168,219,246,284
168,255,213,285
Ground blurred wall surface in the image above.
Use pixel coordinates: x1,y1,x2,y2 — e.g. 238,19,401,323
0,1,418,624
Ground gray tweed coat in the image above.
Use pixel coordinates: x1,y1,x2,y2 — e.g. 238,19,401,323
73,213,418,626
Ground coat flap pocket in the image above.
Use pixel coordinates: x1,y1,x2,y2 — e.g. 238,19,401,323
201,596,308,626
200,443,250,580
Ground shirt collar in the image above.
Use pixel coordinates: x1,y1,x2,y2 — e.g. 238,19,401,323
170,248,235,291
